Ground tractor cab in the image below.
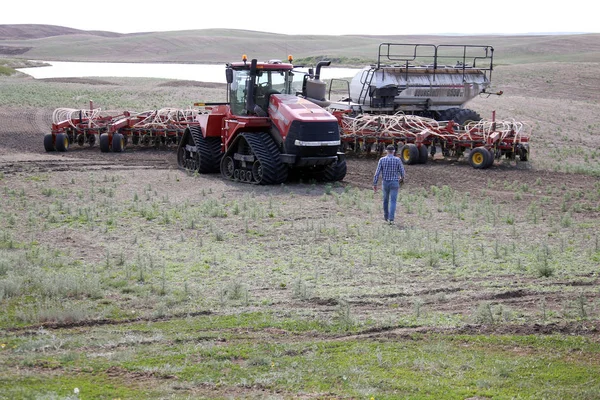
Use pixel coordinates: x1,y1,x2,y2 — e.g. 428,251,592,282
226,56,333,116
226,57,301,116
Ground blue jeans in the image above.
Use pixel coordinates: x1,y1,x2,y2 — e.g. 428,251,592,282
382,180,400,222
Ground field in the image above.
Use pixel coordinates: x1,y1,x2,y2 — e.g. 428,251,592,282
1,27,600,399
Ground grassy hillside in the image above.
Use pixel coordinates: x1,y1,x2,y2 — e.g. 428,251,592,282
1,24,599,65
0,24,121,40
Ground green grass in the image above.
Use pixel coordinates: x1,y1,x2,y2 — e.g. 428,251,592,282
0,75,224,109
0,172,598,330
0,167,599,397
2,314,599,399
0,66,15,76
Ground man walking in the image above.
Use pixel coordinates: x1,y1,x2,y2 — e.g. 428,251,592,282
373,145,406,225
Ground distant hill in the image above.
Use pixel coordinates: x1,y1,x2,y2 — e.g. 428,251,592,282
0,24,122,40
1,24,599,65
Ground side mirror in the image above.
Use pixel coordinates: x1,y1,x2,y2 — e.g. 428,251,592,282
226,68,233,84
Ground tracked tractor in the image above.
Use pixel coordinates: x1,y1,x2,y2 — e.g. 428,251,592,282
176,56,346,184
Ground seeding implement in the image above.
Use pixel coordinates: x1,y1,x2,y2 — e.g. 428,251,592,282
43,42,531,178
334,112,530,169
45,105,200,153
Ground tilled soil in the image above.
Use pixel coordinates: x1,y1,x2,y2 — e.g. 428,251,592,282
1,107,597,199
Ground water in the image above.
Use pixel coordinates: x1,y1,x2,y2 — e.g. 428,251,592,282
17,61,360,83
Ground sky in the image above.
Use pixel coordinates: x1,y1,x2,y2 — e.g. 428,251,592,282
1,0,597,35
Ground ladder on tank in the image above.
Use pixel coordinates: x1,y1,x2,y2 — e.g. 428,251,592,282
357,68,376,106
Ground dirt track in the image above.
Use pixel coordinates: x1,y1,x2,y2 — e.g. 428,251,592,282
1,107,597,198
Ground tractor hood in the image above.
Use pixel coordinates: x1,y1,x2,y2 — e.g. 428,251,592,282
268,94,337,139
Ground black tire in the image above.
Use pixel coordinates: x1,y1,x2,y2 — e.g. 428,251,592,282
311,157,347,182
43,133,55,152
327,157,347,182
76,134,85,146
469,147,491,169
99,133,110,153
453,109,481,127
485,148,495,168
519,146,529,162
400,144,419,165
88,134,96,147
112,133,125,152
417,145,428,164
55,132,69,152
177,145,186,169
440,108,481,127
438,107,461,122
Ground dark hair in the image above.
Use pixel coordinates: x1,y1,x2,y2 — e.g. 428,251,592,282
386,145,395,151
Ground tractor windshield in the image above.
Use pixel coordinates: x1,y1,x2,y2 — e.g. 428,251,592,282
229,68,295,115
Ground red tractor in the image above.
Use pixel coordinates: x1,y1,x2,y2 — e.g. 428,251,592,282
177,57,346,184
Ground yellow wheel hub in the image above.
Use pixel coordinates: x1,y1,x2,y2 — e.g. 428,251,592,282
403,148,410,160
473,152,484,165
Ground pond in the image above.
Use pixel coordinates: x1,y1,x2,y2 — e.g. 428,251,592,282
16,61,360,83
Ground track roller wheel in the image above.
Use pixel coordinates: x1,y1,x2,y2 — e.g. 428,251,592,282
417,145,428,164
400,144,419,165
55,132,69,152
220,156,235,180
99,133,110,153
43,133,55,152
251,160,263,183
112,133,125,152
245,170,254,183
469,147,492,169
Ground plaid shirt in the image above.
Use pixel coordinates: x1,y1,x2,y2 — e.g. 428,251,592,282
373,155,405,186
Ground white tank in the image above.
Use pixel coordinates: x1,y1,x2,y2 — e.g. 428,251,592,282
347,43,494,112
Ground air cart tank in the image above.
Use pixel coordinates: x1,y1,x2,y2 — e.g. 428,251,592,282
346,43,495,120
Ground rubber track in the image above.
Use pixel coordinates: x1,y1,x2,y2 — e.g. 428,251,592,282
189,126,221,173
242,132,288,185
